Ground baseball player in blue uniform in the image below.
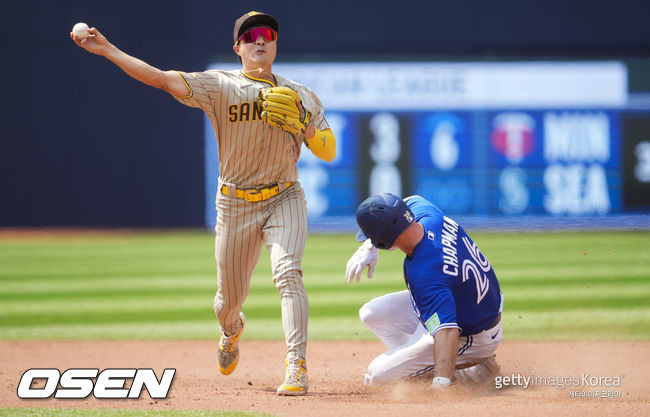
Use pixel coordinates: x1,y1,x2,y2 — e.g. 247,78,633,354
346,193,503,388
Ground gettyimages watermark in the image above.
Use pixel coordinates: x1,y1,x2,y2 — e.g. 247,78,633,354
17,368,176,399
494,372,624,398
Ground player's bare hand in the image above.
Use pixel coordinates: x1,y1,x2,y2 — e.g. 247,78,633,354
70,27,111,56
346,240,378,283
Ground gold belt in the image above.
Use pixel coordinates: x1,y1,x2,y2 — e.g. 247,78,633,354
221,182,293,203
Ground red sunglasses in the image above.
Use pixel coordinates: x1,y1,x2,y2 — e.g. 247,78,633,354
237,26,277,44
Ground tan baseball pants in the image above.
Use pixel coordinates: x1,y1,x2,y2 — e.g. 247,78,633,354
213,181,309,362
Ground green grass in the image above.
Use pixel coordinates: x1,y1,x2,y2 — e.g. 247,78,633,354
0,408,276,417
0,230,649,341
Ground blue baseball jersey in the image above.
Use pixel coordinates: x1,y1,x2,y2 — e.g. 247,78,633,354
402,196,502,337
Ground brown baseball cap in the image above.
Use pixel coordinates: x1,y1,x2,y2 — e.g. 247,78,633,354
233,11,279,43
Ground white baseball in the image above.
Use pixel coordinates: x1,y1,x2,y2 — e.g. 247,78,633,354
72,22,89,40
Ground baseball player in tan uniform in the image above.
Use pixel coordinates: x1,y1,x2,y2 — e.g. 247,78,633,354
71,11,336,396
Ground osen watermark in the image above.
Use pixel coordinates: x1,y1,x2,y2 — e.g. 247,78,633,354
17,368,176,399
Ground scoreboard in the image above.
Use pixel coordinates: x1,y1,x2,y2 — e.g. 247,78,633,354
204,61,632,228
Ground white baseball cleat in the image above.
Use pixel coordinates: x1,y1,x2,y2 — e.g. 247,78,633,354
454,355,501,384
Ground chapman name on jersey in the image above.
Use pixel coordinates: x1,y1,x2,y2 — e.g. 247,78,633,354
402,196,502,337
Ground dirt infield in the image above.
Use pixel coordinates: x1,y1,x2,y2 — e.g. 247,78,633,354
1,340,648,416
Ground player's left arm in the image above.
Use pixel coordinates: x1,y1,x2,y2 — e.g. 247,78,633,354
413,285,459,388
433,328,460,383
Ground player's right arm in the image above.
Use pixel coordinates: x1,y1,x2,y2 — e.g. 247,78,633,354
70,27,189,98
432,327,459,385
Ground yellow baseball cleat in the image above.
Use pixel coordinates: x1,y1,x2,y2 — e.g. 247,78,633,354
217,312,246,375
276,358,309,396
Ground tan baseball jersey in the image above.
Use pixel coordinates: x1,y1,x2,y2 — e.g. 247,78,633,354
173,69,330,186
172,69,327,363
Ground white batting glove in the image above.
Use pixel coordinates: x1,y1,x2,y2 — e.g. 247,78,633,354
346,239,378,283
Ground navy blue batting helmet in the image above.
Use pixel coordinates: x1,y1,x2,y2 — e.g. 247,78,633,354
355,193,414,249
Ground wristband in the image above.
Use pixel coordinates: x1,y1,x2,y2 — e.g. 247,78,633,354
431,376,451,389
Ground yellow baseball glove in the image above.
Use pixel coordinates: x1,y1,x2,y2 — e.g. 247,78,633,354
258,86,311,135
